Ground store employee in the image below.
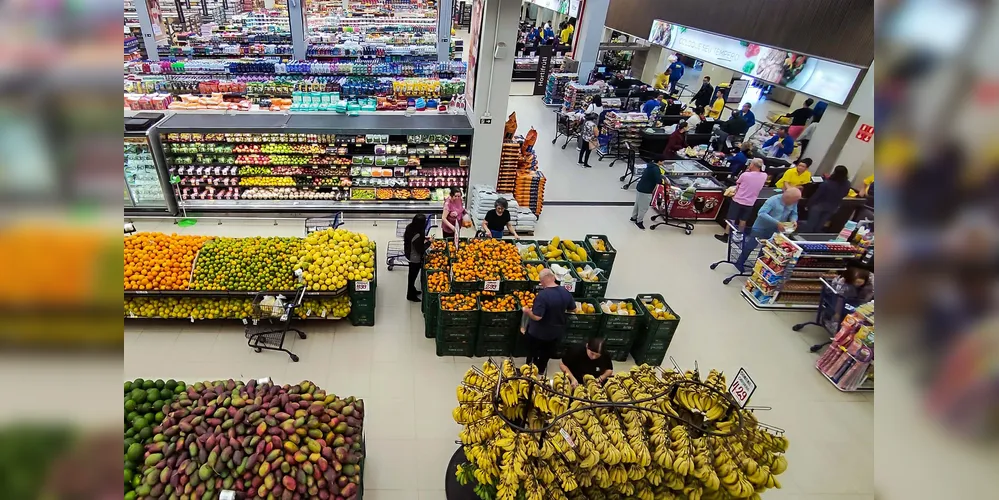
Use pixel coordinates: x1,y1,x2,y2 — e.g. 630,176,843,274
559,338,614,387
481,197,520,239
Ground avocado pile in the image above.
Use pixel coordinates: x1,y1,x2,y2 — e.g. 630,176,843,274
124,379,364,500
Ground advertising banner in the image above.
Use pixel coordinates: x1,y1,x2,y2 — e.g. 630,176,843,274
649,21,863,105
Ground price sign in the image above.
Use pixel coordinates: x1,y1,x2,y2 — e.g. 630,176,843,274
256,377,271,385
562,281,576,293
354,281,370,292
483,280,501,292
728,368,757,408
219,491,236,500
559,428,576,449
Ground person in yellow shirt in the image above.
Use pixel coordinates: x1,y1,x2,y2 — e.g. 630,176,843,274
775,158,813,189
560,23,574,44
706,89,726,119
654,69,672,90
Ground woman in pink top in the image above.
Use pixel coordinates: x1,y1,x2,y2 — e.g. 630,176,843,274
441,188,465,241
715,158,768,243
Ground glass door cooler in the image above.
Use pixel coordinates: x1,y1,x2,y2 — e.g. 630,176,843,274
125,113,176,215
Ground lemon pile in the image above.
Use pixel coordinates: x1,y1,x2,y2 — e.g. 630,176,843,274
295,228,375,291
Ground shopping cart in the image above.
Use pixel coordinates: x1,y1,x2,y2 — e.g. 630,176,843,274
386,214,437,270
304,213,344,234
552,110,582,150
709,221,760,284
618,143,640,189
245,287,307,362
793,278,855,352
649,183,695,235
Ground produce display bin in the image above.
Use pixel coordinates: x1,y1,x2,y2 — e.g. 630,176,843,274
349,279,377,310
566,298,603,331
558,240,589,263
478,326,517,343
605,345,630,362
546,260,583,298
574,261,609,298
564,328,599,345
600,329,637,347
535,240,552,261
423,294,439,338
474,338,513,357
348,306,375,327
636,293,681,340
436,339,474,357
584,234,617,277
436,325,477,342
501,268,533,293
631,347,668,366
479,296,521,328
437,296,480,327
600,298,645,330
523,260,546,289
450,276,483,293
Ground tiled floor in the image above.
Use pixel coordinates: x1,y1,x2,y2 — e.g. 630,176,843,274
125,202,872,498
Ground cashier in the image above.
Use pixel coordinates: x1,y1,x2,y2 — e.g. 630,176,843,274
663,121,689,159
726,142,752,176
761,127,795,158
775,158,813,189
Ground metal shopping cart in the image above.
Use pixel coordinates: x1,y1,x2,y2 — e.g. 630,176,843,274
649,183,695,235
709,221,760,284
793,278,856,352
386,215,438,270
304,212,344,234
552,110,582,150
245,287,307,362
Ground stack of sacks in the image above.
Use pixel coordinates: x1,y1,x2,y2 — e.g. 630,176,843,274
512,207,537,234
468,185,522,233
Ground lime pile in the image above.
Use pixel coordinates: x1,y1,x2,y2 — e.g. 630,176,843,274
191,237,302,291
295,228,375,292
124,296,254,319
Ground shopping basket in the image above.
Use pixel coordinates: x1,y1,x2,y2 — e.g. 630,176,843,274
552,110,582,150
305,212,344,234
245,287,307,362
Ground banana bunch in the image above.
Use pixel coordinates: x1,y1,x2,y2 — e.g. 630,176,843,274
458,414,503,444
704,369,728,391
452,400,492,425
669,425,696,476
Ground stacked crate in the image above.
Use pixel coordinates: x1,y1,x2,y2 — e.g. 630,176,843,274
583,234,617,279
597,298,645,362
631,294,682,366
435,294,479,357
556,297,603,358
476,296,521,357
347,247,377,326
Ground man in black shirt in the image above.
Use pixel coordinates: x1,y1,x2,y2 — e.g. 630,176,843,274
559,338,613,386
690,76,713,108
481,197,520,238
522,269,575,373
786,98,814,140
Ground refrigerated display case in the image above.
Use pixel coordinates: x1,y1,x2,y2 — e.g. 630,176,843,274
125,113,175,215
153,112,472,212
664,175,726,220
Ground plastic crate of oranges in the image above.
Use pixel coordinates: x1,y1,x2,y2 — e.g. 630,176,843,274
437,293,479,327
512,290,536,309
424,251,449,271
426,271,450,293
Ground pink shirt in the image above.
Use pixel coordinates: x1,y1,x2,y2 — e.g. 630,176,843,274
733,171,767,206
444,197,465,230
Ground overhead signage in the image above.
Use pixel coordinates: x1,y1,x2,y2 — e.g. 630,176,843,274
648,21,863,105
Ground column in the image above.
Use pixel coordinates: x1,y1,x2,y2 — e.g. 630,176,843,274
466,0,523,189
808,67,875,175
438,0,455,62
640,45,668,84
134,0,161,62
288,0,307,61
573,0,610,83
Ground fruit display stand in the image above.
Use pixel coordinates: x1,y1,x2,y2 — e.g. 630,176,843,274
124,378,365,500
631,294,682,366
452,359,791,500
150,113,473,212
742,233,858,311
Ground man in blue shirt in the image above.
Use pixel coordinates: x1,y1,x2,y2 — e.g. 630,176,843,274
726,142,752,176
522,268,575,373
641,95,665,117
667,56,685,94
733,102,756,128
733,188,802,272
762,127,795,158
543,23,555,41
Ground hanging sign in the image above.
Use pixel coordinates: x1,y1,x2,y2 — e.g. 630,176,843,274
533,45,556,96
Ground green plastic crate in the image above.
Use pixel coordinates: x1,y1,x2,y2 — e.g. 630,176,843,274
479,296,521,328
522,260,546,289
631,345,668,366
501,265,533,293
424,314,436,339
515,240,541,261
436,325,477,342
546,260,583,298
565,297,603,331
348,307,375,327
636,294,681,340
599,298,645,330
572,261,609,298
535,240,552,261
583,235,616,278
605,345,630,362
436,339,473,357
478,326,517,343
450,277,483,293
348,279,377,309
558,240,589,264
436,294,480,327
474,339,513,357
600,329,636,347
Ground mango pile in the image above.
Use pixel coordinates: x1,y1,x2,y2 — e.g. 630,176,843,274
645,298,678,320
125,233,211,290
128,379,363,500
572,301,597,314
518,244,541,261
296,228,375,292
539,236,564,260
562,239,589,263
192,237,302,291
601,300,637,316
575,266,603,282
588,236,609,252
525,263,544,281
125,378,186,499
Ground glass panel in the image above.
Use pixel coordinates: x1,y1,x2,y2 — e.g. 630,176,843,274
125,137,166,206
156,0,292,58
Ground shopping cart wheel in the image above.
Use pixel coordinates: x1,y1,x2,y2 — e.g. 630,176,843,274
710,263,719,270
792,324,805,331
298,331,307,339
809,344,824,353
290,354,300,362
685,229,692,235
551,138,557,144
254,347,262,353
387,264,394,270
561,144,567,149
722,277,733,285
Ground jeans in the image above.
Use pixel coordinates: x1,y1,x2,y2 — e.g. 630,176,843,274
490,229,504,238
407,262,421,299
578,145,592,165
734,228,770,272
631,191,654,221
801,207,836,233
525,333,558,374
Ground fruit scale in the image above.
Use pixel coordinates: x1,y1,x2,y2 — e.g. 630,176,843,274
244,286,307,362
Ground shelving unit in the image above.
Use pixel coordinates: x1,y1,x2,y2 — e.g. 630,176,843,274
816,303,874,391
152,113,472,213
742,233,859,311
542,73,576,106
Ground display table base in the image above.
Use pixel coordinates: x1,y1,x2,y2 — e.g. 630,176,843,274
445,447,479,500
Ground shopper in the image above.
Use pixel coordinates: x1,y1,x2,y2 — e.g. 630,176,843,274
440,187,465,241
690,76,713,108
543,23,555,41
584,96,603,117
732,102,756,128
522,268,575,373
482,197,520,239
667,55,685,94
560,22,574,45
801,165,852,233
706,89,726,119
785,98,815,139
631,161,664,229
559,338,613,387
641,94,666,117
403,214,429,302
725,142,753,177
577,112,599,168
663,121,689,159
795,122,817,161
775,158,813,189
715,158,767,243
712,110,750,150
733,188,801,272
761,127,795,158
685,106,706,132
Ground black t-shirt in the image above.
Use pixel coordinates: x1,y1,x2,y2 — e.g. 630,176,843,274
789,107,813,126
526,286,575,340
484,209,511,231
562,344,613,383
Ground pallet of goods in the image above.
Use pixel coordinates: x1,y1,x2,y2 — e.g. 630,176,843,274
123,229,376,326
453,360,790,499
542,73,577,106
514,170,545,217
124,378,365,499
497,142,521,194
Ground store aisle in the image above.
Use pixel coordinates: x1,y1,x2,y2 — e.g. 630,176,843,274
125,209,872,499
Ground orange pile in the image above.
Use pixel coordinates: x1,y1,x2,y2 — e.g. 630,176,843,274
430,239,455,254
480,295,518,312
124,233,211,290
451,239,524,283
513,290,536,309
426,271,450,293
440,293,477,311
425,251,449,270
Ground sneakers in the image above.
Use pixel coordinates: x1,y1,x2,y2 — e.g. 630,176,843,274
714,234,729,243
584,164,593,168
629,217,636,222
635,221,646,230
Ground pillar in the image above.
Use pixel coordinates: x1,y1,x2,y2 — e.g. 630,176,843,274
438,0,455,62
467,0,523,189
134,0,162,61
288,0,307,61
805,67,874,176
640,44,669,84
573,0,610,83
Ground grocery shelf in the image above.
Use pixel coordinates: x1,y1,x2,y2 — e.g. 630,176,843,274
741,289,816,310
155,113,473,134
818,367,874,392
124,288,347,297
176,198,442,210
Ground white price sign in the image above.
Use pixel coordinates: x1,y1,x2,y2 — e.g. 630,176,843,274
728,368,757,408
559,428,576,449
256,377,271,385
483,280,501,292
562,281,577,293
219,491,236,500
354,281,370,292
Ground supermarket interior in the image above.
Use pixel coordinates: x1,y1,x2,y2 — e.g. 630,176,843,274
124,1,875,499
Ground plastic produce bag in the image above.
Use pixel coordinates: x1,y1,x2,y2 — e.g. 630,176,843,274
548,263,577,283
576,265,604,282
